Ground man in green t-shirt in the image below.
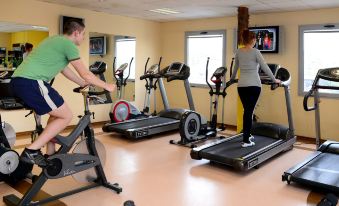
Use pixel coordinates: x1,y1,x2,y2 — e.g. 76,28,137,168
11,19,115,167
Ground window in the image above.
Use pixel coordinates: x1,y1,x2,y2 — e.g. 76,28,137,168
299,24,339,96
185,30,226,86
115,36,136,80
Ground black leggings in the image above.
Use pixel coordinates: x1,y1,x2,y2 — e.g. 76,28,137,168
238,86,261,143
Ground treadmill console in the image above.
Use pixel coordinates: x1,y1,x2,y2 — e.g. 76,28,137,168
89,61,107,74
259,63,280,84
166,62,184,75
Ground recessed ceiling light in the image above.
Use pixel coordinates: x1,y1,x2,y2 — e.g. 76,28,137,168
32,25,48,30
149,8,180,15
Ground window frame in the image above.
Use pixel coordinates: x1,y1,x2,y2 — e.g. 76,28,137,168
299,23,339,98
114,35,136,82
185,30,226,88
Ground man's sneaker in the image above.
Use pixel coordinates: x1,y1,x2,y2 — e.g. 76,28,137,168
241,141,255,148
249,135,255,141
20,148,50,168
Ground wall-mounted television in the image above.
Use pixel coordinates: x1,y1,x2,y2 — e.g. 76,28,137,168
59,15,85,34
89,36,107,55
249,26,279,53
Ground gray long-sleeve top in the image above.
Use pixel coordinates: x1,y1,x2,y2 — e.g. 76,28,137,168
230,48,276,87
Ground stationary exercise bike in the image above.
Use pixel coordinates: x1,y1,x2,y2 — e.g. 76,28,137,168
3,86,122,206
170,58,227,148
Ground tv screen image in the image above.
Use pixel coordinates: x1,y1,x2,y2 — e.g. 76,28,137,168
89,36,106,55
249,26,279,53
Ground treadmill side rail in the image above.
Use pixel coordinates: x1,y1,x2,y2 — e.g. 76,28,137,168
282,150,322,182
190,134,243,160
127,121,180,138
245,137,296,170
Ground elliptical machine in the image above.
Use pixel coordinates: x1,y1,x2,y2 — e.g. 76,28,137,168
110,57,161,122
3,87,121,206
170,58,227,148
109,57,141,122
139,57,162,116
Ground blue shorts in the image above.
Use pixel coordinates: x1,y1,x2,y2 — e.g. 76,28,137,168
10,77,64,115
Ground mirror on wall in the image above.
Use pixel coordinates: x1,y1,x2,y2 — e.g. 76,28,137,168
0,21,49,70
88,32,136,105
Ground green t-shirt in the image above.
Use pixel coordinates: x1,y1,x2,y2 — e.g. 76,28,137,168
13,35,80,82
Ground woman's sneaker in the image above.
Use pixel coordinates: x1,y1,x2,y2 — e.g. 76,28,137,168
249,135,255,141
241,141,255,148
20,148,50,168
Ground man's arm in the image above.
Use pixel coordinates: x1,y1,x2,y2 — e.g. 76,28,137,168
61,67,87,87
70,59,115,92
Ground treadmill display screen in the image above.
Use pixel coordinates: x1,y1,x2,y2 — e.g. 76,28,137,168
259,64,279,81
92,61,102,68
167,63,184,74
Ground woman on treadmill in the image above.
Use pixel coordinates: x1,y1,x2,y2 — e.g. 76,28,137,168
230,29,281,147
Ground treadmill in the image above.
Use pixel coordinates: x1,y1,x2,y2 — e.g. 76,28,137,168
102,62,195,139
191,64,296,171
282,67,339,193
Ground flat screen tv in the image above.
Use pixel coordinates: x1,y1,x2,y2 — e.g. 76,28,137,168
89,36,107,55
249,26,279,53
59,15,85,34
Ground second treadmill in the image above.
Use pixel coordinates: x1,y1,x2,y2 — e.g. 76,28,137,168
282,67,339,193
102,62,195,139
191,64,296,171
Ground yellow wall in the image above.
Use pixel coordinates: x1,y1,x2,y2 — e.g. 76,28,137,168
160,8,339,141
11,30,48,47
0,0,161,132
0,33,11,51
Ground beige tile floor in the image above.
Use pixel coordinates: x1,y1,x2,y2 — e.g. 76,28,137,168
0,127,326,206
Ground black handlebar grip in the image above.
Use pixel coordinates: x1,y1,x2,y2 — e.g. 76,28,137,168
225,79,238,88
73,87,83,93
270,83,279,90
303,89,316,111
73,87,108,96
88,90,108,96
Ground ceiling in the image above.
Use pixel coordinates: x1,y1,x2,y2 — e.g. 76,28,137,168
0,22,48,32
35,0,339,22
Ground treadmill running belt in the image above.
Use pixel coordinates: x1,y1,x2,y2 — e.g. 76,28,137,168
106,117,178,131
293,153,339,187
202,135,278,159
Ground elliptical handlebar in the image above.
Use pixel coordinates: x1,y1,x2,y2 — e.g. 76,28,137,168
113,57,117,82
225,79,238,89
123,57,134,85
223,57,235,94
205,57,213,92
144,57,150,74
229,57,235,79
